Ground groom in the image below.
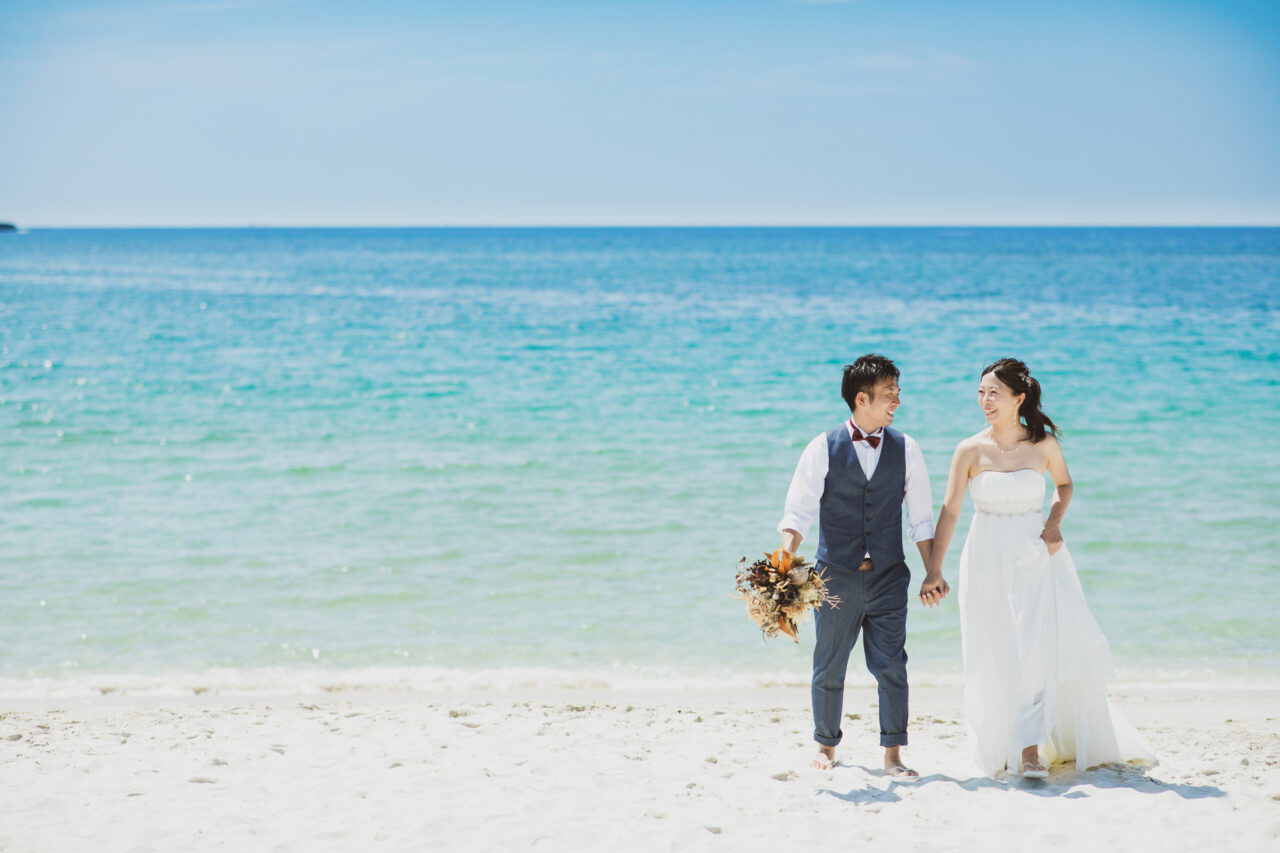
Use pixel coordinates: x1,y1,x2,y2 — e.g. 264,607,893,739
778,354,949,776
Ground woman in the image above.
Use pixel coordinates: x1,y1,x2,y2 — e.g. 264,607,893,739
925,358,1154,778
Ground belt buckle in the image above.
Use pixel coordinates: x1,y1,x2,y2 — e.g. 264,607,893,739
858,558,874,572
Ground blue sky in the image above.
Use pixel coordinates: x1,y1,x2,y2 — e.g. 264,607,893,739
1,0,1278,226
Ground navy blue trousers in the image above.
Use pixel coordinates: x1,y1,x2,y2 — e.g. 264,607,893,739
811,559,910,748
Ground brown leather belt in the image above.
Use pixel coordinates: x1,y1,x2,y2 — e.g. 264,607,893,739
858,558,874,572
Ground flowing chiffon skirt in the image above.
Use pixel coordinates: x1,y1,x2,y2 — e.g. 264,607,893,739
958,470,1155,776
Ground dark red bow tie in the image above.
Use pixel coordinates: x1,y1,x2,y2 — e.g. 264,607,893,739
850,422,881,449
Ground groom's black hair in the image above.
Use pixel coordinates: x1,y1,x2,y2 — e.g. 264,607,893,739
841,354,899,412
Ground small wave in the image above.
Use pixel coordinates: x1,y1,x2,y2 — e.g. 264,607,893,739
0,665,852,699
197,431,241,443
284,464,347,476
2,662,1271,701
11,497,70,509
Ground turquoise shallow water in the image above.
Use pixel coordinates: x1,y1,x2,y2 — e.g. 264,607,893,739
1,227,1277,688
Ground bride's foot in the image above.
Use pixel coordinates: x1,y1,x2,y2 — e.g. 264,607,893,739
1021,745,1048,779
811,745,836,770
884,746,919,781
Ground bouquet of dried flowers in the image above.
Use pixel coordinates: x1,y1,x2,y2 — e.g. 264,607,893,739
734,550,839,642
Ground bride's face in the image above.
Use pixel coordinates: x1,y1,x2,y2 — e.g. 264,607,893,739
978,372,1025,426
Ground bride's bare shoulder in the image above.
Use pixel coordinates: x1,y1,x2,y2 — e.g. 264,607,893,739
955,429,991,452
949,432,988,470
1036,433,1066,461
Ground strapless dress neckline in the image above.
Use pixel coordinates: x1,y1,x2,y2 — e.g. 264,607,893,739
970,469,1045,516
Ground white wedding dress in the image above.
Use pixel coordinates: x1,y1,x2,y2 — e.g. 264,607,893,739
958,469,1155,776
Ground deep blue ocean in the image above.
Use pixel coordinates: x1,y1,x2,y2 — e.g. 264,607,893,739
1,227,1276,693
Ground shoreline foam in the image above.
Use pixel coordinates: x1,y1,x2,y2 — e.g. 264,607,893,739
3,662,1279,702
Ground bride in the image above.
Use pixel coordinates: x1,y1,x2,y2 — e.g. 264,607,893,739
924,358,1155,778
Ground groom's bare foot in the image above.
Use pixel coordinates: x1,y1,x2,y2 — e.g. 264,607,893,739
884,746,919,780
811,745,836,770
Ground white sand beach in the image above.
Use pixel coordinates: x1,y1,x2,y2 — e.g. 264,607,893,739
1,684,1277,852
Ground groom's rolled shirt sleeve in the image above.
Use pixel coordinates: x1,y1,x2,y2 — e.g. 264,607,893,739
903,435,936,542
777,433,828,538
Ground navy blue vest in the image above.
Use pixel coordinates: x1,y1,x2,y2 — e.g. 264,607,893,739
815,423,908,572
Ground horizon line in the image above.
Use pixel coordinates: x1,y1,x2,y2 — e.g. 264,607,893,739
8,222,1280,230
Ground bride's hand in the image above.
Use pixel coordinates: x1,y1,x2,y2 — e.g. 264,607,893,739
1040,524,1064,555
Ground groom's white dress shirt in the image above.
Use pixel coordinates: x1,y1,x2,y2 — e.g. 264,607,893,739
778,418,935,550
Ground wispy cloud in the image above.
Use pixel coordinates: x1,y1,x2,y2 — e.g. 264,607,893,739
54,0,298,27
163,0,299,12
847,53,918,71
625,50,981,100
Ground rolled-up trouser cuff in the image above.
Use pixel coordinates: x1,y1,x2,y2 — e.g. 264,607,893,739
880,732,908,748
814,729,842,747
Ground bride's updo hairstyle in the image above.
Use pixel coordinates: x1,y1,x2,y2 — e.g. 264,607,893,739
981,358,1061,443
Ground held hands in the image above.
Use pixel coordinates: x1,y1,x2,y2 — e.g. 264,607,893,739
1040,524,1064,555
918,571,950,608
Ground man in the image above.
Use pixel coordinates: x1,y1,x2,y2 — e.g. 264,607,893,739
778,354,949,776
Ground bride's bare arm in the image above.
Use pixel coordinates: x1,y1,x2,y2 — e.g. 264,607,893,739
919,442,973,607
927,442,974,576
1041,437,1072,555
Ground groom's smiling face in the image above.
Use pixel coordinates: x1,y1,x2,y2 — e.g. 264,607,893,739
856,378,901,432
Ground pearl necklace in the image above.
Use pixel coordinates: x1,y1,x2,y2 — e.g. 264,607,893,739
990,429,1026,454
